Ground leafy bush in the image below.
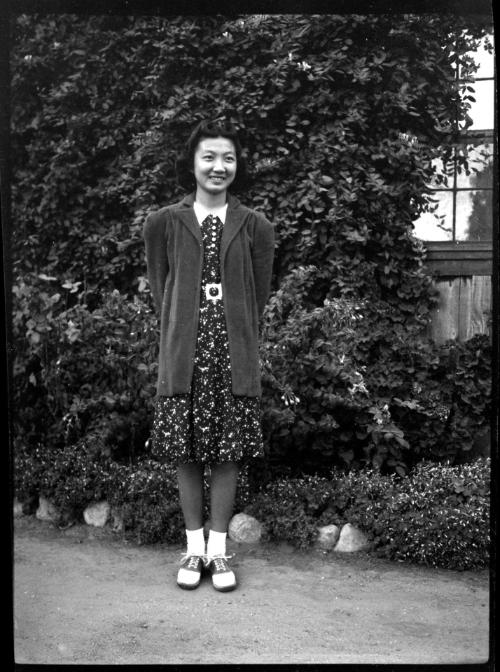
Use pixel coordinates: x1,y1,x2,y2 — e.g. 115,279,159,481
14,440,111,524
260,266,414,476
390,334,492,463
10,16,492,492
13,441,182,543
246,458,490,570
105,459,183,545
341,459,491,570
13,442,252,545
260,266,491,477
12,279,158,462
10,14,490,295
244,474,335,549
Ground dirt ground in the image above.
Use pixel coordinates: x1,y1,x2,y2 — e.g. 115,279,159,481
13,514,490,666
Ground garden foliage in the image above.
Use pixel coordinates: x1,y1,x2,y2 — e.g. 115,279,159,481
10,15,492,514
245,458,490,570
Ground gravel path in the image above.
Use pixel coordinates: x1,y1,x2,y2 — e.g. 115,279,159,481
13,516,490,665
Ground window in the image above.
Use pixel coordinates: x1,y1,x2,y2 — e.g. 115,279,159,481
413,33,495,257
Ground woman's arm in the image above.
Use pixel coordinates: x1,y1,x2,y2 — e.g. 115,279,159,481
143,210,169,315
251,214,275,317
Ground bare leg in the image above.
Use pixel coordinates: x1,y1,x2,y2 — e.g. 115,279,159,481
177,463,204,530
209,461,239,532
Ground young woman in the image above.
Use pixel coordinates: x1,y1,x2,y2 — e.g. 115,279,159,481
143,120,274,591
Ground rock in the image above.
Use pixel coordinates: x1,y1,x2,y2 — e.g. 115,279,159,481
13,499,24,518
228,513,262,544
316,524,340,550
36,496,60,523
83,501,110,527
334,523,370,552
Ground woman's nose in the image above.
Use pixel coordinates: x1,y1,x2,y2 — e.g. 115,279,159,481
212,157,225,172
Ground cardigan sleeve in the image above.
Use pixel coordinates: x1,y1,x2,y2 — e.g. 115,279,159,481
251,214,275,316
143,210,169,315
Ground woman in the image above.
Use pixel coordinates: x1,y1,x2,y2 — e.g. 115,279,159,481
143,120,275,591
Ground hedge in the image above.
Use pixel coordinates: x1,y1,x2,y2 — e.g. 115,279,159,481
10,15,492,480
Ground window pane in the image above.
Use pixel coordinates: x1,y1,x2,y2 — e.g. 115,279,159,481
456,142,493,188
456,189,493,241
413,191,454,241
464,80,495,130
429,156,454,188
474,45,495,78
459,34,495,78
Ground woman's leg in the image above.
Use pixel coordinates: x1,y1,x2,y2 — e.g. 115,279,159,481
176,463,205,589
206,461,239,591
209,461,239,532
177,462,204,530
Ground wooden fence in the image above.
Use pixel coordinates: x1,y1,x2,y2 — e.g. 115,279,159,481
429,275,492,343
424,241,493,345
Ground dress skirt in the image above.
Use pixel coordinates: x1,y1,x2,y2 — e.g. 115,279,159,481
151,214,264,466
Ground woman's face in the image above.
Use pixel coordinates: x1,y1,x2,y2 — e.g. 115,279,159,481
193,136,237,197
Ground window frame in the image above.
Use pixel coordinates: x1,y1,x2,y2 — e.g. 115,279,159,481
421,30,495,276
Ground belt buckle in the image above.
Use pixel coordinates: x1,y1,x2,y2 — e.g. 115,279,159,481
205,282,222,302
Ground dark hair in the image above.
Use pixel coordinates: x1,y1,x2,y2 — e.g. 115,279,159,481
175,119,248,192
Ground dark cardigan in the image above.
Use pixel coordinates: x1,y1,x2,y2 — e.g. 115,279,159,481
143,192,275,397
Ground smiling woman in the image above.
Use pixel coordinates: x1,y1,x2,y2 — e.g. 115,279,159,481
194,137,237,204
143,119,275,593
174,119,248,196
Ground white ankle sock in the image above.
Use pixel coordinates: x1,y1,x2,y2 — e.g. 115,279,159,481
207,529,227,558
186,528,205,556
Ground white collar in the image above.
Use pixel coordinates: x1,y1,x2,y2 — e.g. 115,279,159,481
193,201,228,225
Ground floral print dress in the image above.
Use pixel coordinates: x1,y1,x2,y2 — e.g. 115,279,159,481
151,214,264,465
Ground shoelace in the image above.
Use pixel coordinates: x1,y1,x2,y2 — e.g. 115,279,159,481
180,554,203,570
207,554,234,572
180,553,235,569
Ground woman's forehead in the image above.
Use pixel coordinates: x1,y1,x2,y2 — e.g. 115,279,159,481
196,136,236,154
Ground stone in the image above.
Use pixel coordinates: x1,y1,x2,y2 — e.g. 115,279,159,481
36,496,60,523
228,513,262,544
83,501,110,527
334,523,370,552
316,524,340,550
13,499,24,518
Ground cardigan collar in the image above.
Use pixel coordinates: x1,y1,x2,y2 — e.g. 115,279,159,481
177,192,246,261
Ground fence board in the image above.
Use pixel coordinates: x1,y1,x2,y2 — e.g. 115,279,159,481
429,275,491,344
468,276,492,339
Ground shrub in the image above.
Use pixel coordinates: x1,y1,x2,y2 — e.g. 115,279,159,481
13,440,183,543
14,439,111,524
390,334,492,463
245,458,490,570
244,475,336,549
106,459,184,545
260,266,491,477
104,460,253,546
14,441,252,545
10,14,489,296
342,459,491,570
10,15,492,489
12,280,158,462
